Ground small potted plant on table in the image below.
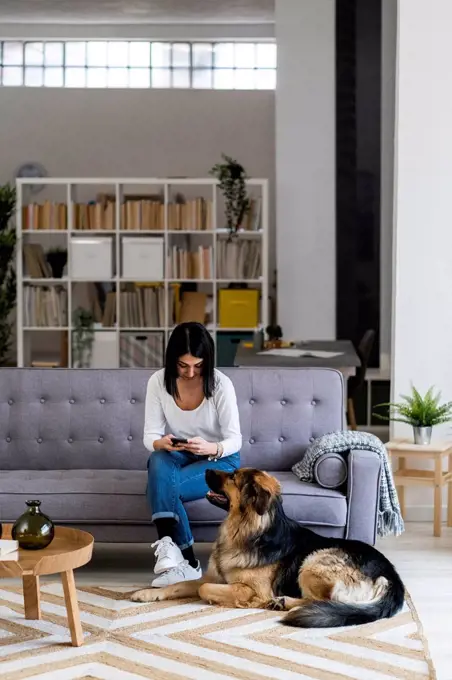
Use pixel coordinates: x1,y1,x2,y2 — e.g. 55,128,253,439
373,385,452,445
265,324,283,349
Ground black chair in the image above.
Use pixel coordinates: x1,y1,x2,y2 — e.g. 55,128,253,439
347,329,376,430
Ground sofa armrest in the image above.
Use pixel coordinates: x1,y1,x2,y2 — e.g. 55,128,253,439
345,449,382,545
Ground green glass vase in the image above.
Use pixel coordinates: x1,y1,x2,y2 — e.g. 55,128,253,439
12,500,55,550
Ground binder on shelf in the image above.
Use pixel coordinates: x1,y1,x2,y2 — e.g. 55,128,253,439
122,200,164,231
168,245,213,279
217,240,261,280
23,285,67,327
120,283,165,328
72,201,115,231
179,292,207,324
168,198,212,231
23,244,52,278
22,202,67,231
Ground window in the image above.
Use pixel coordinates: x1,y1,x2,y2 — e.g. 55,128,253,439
0,41,276,90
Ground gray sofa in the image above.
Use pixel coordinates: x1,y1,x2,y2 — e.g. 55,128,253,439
0,367,381,545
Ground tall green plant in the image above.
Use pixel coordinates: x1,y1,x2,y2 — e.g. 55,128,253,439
373,385,452,427
0,183,17,366
209,154,250,236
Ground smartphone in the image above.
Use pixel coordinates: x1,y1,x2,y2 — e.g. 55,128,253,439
171,437,188,446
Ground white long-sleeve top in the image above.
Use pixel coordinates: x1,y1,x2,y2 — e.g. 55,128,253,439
143,368,242,457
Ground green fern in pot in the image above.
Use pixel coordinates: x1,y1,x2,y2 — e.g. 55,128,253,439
373,385,452,444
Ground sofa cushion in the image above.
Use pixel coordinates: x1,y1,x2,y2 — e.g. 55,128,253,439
0,367,344,473
0,469,145,495
0,470,152,524
186,472,346,527
0,469,347,529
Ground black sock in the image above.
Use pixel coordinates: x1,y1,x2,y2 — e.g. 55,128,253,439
182,546,198,569
154,518,177,541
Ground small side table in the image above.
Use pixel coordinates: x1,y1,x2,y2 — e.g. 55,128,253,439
385,439,452,537
0,525,93,646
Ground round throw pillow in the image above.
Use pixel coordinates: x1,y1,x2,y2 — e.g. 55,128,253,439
313,452,348,489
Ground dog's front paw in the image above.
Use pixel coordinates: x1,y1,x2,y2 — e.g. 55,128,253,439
130,588,161,603
267,596,286,611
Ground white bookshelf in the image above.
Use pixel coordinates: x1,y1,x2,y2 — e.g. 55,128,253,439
16,177,269,368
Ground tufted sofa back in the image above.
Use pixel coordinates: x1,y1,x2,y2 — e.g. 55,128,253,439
0,367,344,472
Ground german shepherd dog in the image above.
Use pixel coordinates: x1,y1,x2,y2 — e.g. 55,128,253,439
131,468,405,627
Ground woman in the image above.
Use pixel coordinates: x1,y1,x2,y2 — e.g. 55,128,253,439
143,322,242,587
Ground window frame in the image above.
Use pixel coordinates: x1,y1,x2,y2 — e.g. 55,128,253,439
0,40,277,90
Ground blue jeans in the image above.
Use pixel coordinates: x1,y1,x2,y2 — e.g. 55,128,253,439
146,450,240,550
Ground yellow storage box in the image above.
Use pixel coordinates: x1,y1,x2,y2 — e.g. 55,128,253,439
219,289,259,328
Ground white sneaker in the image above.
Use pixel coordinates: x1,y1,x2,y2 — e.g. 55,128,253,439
151,560,202,588
151,536,184,575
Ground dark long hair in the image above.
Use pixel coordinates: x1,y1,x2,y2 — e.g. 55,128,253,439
164,322,216,399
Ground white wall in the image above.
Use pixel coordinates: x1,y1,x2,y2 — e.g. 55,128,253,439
0,89,274,184
392,0,452,519
0,88,275,246
275,0,335,340
0,88,275,363
0,23,274,41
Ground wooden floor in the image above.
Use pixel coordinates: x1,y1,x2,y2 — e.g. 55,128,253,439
379,522,452,680
3,522,451,679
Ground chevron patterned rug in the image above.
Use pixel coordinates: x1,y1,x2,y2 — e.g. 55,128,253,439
0,582,435,680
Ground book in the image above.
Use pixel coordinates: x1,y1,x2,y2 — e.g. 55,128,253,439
0,539,19,556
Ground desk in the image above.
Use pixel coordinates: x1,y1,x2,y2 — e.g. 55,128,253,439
234,340,360,408
235,339,359,379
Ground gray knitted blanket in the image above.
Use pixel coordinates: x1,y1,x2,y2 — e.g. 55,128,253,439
292,430,405,538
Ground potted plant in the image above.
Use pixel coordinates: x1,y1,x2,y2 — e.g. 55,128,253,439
265,324,283,349
373,385,452,445
46,247,67,279
0,183,17,366
72,308,95,368
209,154,250,237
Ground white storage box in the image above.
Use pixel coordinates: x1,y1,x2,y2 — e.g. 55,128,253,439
71,237,113,280
122,236,164,280
90,331,118,368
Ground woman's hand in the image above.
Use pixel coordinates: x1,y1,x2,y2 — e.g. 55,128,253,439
185,437,217,456
153,434,185,452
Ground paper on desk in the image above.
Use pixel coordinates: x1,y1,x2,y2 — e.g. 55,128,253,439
299,350,344,359
258,349,344,359
258,349,304,357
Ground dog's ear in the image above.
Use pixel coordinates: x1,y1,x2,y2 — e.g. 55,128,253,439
254,485,271,516
240,480,271,516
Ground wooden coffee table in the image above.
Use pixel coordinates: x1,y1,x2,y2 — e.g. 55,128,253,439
0,525,94,646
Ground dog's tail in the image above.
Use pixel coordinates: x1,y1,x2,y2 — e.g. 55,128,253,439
282,576,405,628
